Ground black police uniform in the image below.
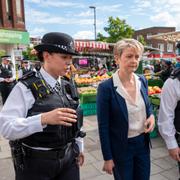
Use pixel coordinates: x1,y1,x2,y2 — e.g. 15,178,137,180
0,64,15,104
21,67,33,76
12,72,84,180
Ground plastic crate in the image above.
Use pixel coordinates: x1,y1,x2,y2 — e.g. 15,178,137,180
81,103,96,110
80,103,97,116
83,109,97,116
80,93,97,104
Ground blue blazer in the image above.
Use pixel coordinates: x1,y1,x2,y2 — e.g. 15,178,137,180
96,75,152,163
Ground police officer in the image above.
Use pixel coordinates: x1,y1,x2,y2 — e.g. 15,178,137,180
158,67,180,179
18,59,34,78
0,32,84,180
0,55,16,104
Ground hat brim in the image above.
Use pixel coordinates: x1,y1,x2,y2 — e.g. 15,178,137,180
34,44,79,56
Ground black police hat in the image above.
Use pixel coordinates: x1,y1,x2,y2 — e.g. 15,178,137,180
34,32,78,55
1,55,11,61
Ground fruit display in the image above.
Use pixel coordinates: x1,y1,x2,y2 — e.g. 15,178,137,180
75,74,110,87
148,86,162,95
78,87,97,95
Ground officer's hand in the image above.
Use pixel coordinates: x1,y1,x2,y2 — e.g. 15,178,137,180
144,114,155,133
103,160,115,175
76,152,84,166
168,148,180,161
41,108,77,126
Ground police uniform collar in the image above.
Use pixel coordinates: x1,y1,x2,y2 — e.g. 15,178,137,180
39,68,57,88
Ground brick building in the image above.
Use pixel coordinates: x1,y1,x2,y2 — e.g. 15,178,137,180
0,0,29,62
134,27,176,53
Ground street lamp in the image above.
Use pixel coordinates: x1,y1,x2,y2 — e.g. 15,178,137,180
89,6,96,40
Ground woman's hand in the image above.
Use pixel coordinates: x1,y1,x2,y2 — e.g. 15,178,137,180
103,160,115,175
41,108,77,126
144,114,155,133
76,152,84,166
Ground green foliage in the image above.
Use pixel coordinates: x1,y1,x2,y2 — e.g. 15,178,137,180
138,35,146,45
22,47,37,61
97,16,134,43
0,49,6,57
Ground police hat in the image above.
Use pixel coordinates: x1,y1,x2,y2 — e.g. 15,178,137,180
34,32,78,55
1,55,11,61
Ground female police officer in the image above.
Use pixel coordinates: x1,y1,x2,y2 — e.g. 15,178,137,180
0,32,84,180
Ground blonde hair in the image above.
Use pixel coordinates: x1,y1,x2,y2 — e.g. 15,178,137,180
113,38,144,57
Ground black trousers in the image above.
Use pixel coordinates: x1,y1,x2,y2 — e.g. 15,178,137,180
0,82,15,104
15,143,80,180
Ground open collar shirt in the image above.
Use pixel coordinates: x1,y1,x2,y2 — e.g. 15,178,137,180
113,70,147,138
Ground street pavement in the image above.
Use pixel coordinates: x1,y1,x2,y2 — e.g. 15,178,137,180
0,98,179,180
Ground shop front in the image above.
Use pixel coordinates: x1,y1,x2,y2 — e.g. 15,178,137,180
0,29,30,66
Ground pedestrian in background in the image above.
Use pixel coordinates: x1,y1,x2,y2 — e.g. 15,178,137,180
0,55,16,104
158,67,180,180
0,32,85,180
97,38,155,180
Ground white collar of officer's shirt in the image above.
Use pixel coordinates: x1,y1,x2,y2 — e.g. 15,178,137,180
40,67,57,88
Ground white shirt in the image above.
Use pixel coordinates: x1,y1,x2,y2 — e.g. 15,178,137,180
158,78,180,149
113,71,147,138
0,67,83,152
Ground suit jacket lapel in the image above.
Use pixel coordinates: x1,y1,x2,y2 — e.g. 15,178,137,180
113,86,128,122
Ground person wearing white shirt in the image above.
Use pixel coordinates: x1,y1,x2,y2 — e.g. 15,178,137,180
0,32,84,180
158,67,180,179
0,55,16,104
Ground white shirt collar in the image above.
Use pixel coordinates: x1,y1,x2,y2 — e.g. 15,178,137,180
39,67,57,88
112,70,140,88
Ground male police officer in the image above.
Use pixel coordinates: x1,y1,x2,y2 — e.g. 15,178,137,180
18,59,34,78
158,67,180,179
0,55,16,104
0,32,84,180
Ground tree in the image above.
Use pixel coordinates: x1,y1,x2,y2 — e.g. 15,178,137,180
138,35,146,46
22,47,38,61
97,16,134,43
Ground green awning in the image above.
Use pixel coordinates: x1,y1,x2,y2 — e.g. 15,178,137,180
0,29,30,44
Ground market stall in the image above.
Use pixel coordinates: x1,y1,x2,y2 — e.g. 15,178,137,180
74,40,114,116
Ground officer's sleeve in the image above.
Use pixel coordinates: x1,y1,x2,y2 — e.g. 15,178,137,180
0,82,44,140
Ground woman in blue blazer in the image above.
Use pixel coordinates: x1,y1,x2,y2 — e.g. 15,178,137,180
97,39,155,180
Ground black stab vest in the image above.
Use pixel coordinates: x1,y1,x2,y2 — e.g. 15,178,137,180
22,67,33,76
20,74,79,148
0,64,13,78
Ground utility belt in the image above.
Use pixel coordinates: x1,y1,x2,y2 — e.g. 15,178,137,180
10,140,78,171
22,142,72,160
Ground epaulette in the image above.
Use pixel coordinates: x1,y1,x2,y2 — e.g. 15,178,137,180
19,71,51,99
170,67,180,81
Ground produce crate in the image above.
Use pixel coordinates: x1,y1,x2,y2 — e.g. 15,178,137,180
80,103,97,116
150,104,159,138
80,93,97,104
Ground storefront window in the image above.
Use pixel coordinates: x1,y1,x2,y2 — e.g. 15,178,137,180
16,0,22,17
16,0,23,22
6,0,12,20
